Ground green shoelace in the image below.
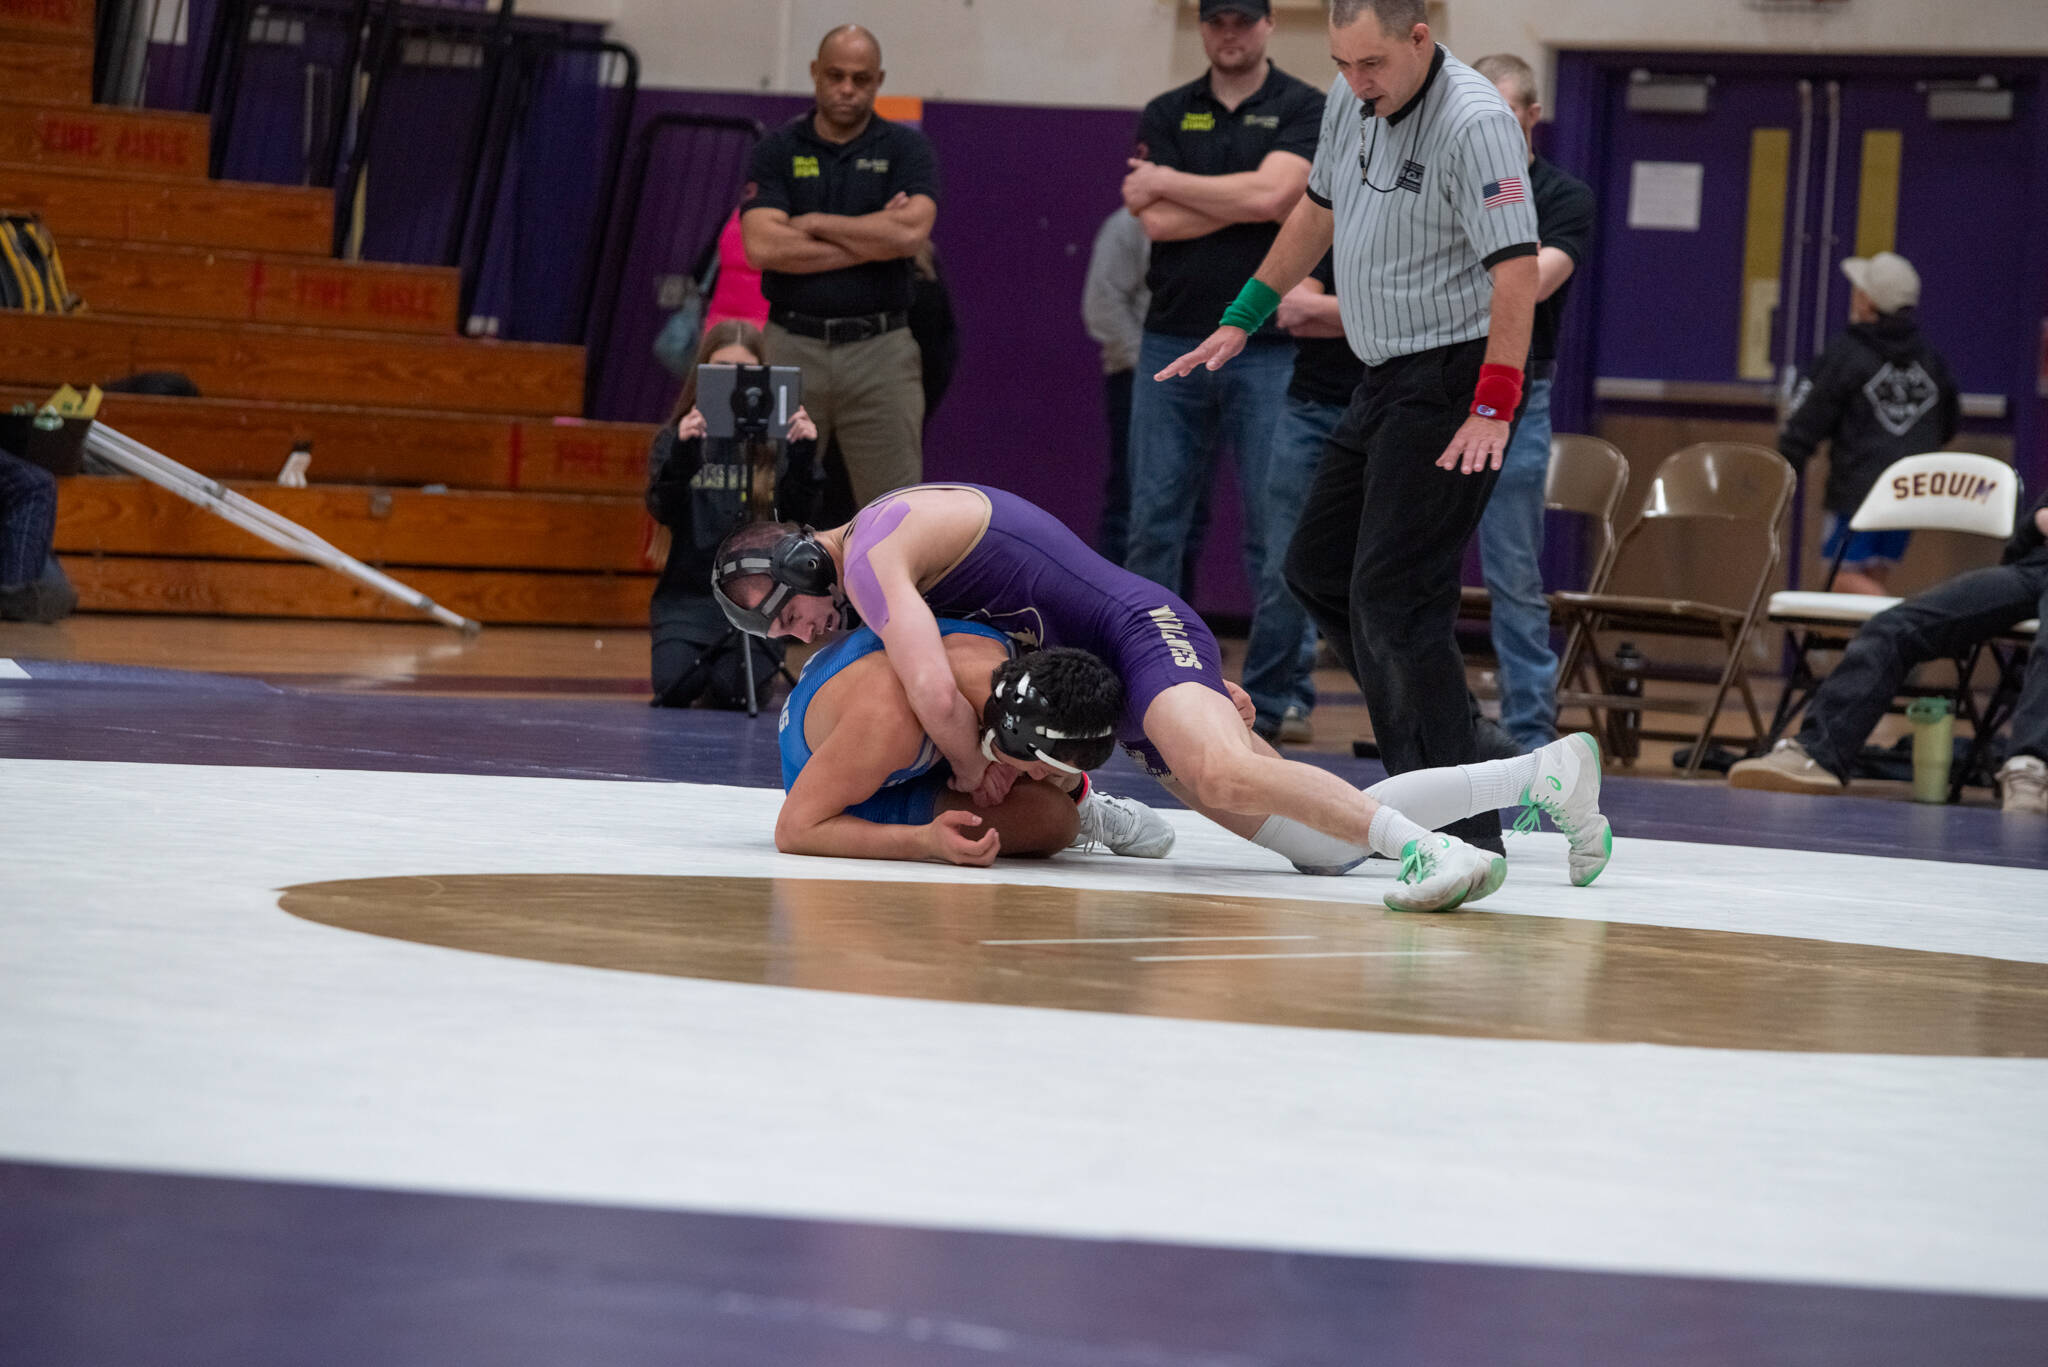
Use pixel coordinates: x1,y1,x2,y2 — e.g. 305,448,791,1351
1512,777,1572,837
1398,840,1439,883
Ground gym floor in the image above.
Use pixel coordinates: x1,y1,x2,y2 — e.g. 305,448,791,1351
3,617,2044,1366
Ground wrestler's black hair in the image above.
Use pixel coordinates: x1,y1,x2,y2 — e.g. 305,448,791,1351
982,648,1124,772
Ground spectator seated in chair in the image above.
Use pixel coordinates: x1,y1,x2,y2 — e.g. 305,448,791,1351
645,320,819,709
1729,486,2048,814
0,442,75,624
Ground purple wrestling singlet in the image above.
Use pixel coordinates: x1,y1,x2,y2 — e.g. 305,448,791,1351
867,483,1228,771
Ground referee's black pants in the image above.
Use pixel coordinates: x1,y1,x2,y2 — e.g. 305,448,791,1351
1283,336,1519,849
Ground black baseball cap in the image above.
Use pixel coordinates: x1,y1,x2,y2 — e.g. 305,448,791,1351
1199,0,1271,20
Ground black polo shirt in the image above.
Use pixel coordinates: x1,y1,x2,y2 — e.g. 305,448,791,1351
1288,254,1364,406
1529,154,1595,376
1134,62,1323,339
742,111,943,319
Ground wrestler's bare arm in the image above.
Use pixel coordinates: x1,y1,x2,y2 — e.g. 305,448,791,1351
777,638,1015,865
775,697,962,861
840,490,1000,796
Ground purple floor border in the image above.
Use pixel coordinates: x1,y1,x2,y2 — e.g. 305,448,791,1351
2,670,2042,868
4,1159,2044,1367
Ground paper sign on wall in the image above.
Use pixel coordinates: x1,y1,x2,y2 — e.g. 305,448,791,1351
1628,161,1705,231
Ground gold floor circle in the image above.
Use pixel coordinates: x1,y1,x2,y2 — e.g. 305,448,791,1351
278,875,2048,1058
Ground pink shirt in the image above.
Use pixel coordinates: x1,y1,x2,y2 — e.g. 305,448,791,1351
704,210,769,328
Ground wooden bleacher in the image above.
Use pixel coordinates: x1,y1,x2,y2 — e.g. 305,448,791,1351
11,163,332,252
56,240,464,334
0,311,588,415
0,387,652,493
1,0,660,627
0,38,90,106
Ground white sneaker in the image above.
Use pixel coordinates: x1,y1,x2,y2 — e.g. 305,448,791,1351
1513,731,1612,887
1999,756,2048,816
1727,739,1845,795
1384,834,1506,913
1072,787,1175,858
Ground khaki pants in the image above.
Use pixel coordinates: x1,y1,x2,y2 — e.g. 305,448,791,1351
764,323,924,509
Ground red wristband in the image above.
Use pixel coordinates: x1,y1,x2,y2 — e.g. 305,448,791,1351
1471,364,1523,421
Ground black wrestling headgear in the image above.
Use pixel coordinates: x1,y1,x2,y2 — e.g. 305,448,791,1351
711,527,838,637
980,665,1116,776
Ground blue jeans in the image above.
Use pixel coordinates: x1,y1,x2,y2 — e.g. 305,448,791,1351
1477,376,1558,750
0,446,59,587
1242,394,1343,730
1097,369,1135,565
1123,331,1295,608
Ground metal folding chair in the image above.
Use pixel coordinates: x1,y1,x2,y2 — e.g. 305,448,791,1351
1761,452,2021,796
1553,442,1796,777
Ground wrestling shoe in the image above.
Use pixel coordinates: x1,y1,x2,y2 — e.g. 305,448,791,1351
1512,731,1612,887
1383,834,1506,913
1072,787,1175,859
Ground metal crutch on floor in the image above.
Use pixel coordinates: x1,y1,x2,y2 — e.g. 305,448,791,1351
82,421,482,634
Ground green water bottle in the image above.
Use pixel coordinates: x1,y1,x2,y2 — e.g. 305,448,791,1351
1905,697,1955,804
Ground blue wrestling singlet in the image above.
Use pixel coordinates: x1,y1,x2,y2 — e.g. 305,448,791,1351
778,619,1013,826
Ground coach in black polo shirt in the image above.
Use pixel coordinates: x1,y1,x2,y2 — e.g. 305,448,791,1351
741,24,940,508
1119,0,1321,608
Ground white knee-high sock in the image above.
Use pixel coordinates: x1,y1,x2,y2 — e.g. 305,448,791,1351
1254,750,1549,871
1364,805,1432,859
1251,815,1367,873
1365,752,1542,829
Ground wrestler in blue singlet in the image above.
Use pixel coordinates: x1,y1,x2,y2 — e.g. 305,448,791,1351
847,483,1228,775
778,618,1013,825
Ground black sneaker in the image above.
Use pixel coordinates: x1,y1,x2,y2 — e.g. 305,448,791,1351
0,578,76,623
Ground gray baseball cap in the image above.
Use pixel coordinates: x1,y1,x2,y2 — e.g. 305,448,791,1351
1841,251,1921,314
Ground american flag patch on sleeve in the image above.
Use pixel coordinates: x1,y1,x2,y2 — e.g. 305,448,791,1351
1481,176,1526,209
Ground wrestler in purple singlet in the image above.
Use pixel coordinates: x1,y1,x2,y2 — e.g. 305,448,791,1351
852,483,1227,775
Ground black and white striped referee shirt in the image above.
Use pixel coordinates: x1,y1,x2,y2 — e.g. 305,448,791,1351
1305,45,1539,366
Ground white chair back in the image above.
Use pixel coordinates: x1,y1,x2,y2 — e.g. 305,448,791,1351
1847,452,2019,537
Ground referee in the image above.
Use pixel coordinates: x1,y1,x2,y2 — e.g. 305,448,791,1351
1157,0,1540,852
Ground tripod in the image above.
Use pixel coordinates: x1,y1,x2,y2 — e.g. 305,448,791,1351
660,435,799,718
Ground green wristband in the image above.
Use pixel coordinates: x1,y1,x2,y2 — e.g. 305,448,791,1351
1218,278,1281,332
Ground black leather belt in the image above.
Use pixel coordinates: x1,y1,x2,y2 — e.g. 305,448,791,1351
769,307,909,345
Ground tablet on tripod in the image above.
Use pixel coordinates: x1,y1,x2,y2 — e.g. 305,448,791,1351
696,363,803,440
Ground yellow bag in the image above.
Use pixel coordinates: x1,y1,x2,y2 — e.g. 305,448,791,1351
0,211,84,313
